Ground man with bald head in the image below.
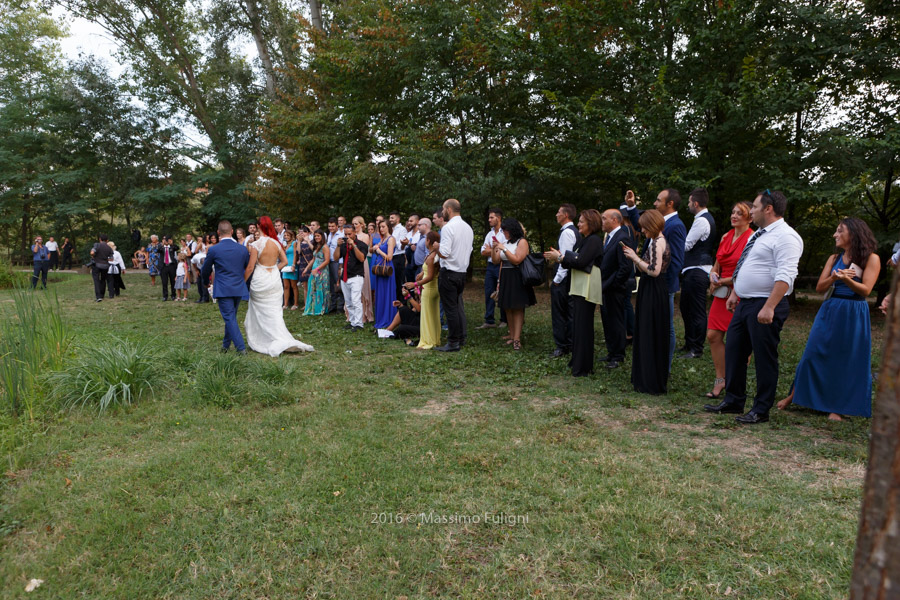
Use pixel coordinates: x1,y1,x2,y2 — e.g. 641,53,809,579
436,198,474,352
598,209,636,368
413,217,432,276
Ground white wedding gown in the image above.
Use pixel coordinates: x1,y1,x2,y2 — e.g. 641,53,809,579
245,237,315,356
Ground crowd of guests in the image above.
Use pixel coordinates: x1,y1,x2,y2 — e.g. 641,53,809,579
65,188,887,425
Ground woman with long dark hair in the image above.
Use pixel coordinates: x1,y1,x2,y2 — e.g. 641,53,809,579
372,220,398,329
302,229,330,315
777,217,880,420
490,218,536,350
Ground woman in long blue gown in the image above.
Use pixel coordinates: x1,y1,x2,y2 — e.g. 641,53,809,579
372,220,398,329
778,218,881,420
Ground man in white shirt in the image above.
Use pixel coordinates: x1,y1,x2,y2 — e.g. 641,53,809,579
477,208,507,329
680,189,716,359
45,236,59,270
542,204,579,356
436,199,474,352
403,213,421,284
274,219,286,247
325,217,345,313
244,223,258,247
704,189,803,425
389,211,409,294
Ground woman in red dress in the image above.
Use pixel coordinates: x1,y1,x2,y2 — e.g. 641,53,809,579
704,202,754,398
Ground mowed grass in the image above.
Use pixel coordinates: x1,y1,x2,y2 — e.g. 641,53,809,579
0,272,880,598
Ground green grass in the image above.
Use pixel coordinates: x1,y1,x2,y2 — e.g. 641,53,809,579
0,272,881,598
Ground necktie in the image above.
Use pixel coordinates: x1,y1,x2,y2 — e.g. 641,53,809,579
343,243,349,282
165,247,170,264
732,229,765,285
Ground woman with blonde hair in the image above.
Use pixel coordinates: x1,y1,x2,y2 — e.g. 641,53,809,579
352,216,375,323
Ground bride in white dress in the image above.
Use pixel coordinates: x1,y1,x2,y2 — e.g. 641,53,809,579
244,221,314,357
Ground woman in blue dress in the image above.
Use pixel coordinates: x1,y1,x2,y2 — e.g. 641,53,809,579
302,230,330,316
372,220,397,329
778,218,881,420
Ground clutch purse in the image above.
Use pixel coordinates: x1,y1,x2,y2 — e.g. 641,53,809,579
712,286,729,299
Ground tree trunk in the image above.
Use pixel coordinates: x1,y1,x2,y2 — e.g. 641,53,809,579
243,0,277,98
309,0,323,31
850,268,900,598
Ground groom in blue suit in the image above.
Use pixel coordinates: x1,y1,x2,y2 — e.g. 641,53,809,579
201,220,250,353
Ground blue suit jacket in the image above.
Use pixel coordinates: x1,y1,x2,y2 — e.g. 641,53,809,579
663,214,687,293
201,238,250,300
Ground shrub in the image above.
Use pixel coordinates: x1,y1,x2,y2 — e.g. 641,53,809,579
0,258,26,289
49,340,154,413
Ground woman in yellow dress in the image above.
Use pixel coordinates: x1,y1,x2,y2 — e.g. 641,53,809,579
406,231,441,349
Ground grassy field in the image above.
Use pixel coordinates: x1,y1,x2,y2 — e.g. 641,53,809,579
0,272,881,598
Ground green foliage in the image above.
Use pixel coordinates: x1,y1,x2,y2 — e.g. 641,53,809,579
0,257,25,288
0,289,71,418
49,339,154,413
257,0,898,267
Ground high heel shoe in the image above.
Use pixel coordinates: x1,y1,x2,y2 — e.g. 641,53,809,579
705,377,726,399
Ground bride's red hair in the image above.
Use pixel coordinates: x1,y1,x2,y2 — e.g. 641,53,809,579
257,216,278,239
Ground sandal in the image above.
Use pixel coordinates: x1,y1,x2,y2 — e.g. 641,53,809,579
705,377,726,399
512,340,522,351
291,305,299,310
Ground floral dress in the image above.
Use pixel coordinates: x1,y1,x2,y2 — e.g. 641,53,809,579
303,248,330,315
146,243,160,276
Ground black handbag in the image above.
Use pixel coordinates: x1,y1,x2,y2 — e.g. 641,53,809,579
519,253,546,287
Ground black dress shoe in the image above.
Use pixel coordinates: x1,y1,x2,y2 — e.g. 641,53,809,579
736,411,769,424
162,297,169,301
597,355,611,362
704,400,744,414
95,298,102,302
352,326,363,331
343,323,354,330
436,343,460,352
605,361,620,369
550,349,569,358
219,347,229,353
236,349,248,356
680,350,702,358
195,299,204,304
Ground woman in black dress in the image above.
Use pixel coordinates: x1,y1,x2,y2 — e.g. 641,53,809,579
490,218,536,350
623,209,670,394
546,209,604,376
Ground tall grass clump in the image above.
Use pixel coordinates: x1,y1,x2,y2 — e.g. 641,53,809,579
0,289,71,418
0,257,25,289
49,339,154,413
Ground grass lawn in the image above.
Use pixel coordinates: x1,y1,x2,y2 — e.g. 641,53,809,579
0,272,880,598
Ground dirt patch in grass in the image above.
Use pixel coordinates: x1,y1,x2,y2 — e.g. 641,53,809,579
409,392,472,416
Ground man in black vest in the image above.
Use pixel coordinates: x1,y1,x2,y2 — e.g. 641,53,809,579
680,188,716,358
543,204,581,357
598,210,635,368
90,234,115,302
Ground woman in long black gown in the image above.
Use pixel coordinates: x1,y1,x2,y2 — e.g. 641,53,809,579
546,209,604,377
623,209,670,394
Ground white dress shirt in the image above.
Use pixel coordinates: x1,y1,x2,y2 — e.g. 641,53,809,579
45,240,58,252
327,230,345,262
733,218,804,299
438,215,474,273
481,227,507,265
553,223,578,284
392,223,408,246
683,208,712,274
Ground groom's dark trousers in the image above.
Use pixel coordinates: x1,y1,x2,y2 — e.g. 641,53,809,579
217,297,246,351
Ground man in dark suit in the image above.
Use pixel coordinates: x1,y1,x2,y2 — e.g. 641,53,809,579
655,189,687,368
598,209,635,368
201,220,250,353
90,234,114,302
157,236,179,301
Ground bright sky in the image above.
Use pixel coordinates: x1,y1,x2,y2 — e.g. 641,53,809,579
53,8,124,77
